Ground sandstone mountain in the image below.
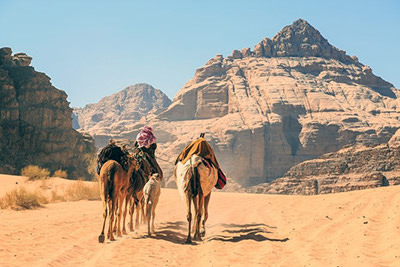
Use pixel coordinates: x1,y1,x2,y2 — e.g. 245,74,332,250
0,47,95,179
132,19,400,187
72,83,171,147
75,19,400,189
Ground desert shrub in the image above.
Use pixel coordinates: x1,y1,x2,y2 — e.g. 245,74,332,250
0,187,47,210
53,169,68,178
21,165,50,180
65,180,100,201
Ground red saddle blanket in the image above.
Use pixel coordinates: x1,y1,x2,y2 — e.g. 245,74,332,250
201,158,226,190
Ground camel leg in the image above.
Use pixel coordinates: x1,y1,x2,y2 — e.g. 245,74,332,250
108,200,116,241
185,191,192,244
116,192,125,237
191,195,198,235
193,194,204,241
151,203,156,234
122,194,130,235
107,200,112,239
147,202,152,236
140,197,145,224
128,197,135,232
113,201,118,233
98,197,107,243
201,193,211,237
135,200,141,231
135,191,145,224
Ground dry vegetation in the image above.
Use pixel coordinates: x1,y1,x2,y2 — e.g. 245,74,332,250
0,187,47,210
21,165,50,180
0,179,100,210
64,180,99,201
53,169,68,178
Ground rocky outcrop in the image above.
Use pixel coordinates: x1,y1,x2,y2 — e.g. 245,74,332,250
0,47,95,179
72,83,171,147
254,19,355,64
249,143,400,194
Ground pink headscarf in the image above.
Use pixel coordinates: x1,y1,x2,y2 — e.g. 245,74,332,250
136,125,156,148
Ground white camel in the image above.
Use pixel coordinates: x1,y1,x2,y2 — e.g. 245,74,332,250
174,154,218,243
143,173,161,236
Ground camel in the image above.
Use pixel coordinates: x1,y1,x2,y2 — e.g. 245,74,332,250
174,154,218,243
97,156,139,243
123,169,147,234
121,147,154,234
143,173,161,236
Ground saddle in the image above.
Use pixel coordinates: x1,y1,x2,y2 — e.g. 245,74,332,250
96,143,129,175
176,138,227,191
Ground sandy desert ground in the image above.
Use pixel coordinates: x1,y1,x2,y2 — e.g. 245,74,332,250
1,174,400,267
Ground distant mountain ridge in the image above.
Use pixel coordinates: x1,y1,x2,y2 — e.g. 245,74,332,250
72,83,171,146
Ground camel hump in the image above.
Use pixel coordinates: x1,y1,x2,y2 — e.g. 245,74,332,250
102,159,122,170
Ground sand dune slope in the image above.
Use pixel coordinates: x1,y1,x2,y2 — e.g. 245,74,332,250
1,184,400,266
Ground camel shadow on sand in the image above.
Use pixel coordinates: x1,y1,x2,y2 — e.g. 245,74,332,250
205,223,289,243
141,221,288,244
138,221,199,245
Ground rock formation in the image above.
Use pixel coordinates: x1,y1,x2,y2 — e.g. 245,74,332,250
248,140,400,194
0,47,95,179
72,83,171,147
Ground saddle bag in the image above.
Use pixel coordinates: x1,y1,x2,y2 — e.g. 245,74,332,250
215,168,226,189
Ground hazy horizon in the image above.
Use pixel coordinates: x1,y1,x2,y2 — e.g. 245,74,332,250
1,0,399,108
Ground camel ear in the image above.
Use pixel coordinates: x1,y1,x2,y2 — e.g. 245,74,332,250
200,132,205,138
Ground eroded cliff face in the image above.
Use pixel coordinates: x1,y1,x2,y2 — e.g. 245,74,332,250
150,19,400,186
248,137,400,195
0,47,95,178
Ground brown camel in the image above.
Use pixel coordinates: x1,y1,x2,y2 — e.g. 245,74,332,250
123,169,147,233
122,147,154,233
97,156,138,243
174,154,218,243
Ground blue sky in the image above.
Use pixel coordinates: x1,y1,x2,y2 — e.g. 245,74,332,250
1,0,399,107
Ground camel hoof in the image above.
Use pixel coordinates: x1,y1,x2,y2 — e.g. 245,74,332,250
122,230,127,235
193,234,202,241
110,237,116,241
200,228,206,237
98,234,105,243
